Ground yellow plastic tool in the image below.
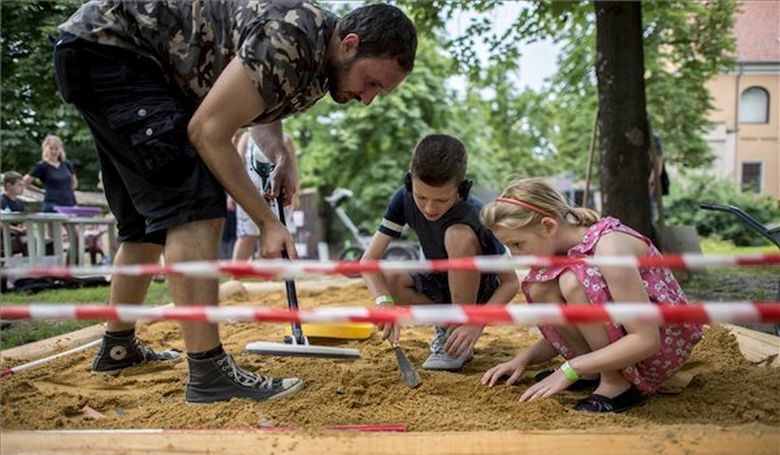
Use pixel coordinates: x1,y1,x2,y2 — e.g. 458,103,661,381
284,322,374,340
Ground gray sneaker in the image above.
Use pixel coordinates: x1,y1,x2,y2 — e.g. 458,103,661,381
92,334,181,375
186,352,304,404
422,326,473,371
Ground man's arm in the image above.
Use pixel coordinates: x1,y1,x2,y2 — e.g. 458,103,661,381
187,57,296,258
249,124,298,206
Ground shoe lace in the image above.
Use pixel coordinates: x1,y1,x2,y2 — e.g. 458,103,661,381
133,338,156,360
217,354,274,389
430,326,449,355
133,338,174,361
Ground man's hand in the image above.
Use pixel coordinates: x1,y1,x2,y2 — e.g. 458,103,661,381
444,324,483,358
270,157,298,206
258,219,298,259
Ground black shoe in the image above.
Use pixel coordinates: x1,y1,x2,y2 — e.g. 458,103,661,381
186,352,304,404
534,369,600,392
574,385,647,413
92,334,181,374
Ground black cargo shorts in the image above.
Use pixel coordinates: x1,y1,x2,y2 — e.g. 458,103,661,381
53,33,226,245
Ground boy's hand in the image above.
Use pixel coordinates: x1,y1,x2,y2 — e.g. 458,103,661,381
379,323,400,344
445,325,483,358
481,355,527,387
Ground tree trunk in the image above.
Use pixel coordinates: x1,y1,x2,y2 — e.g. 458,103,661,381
594,2,652,237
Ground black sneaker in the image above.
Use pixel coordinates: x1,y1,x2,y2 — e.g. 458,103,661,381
186,352,304,403
92,334,181,374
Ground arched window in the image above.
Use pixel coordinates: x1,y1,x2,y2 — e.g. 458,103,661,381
739,87,769,124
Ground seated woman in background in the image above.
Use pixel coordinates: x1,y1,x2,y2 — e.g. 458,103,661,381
24,134,78,212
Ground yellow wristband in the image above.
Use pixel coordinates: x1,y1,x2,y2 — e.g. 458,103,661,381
560,361,580,382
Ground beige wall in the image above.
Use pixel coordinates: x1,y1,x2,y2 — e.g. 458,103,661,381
706,71,780,198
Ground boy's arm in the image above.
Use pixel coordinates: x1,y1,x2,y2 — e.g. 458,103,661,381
442,224,485,358
444,224,481,304
360,231,393,299
485,263,520,306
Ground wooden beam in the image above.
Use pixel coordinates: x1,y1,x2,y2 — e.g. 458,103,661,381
724,324,780,367
1,323,104,363
2,426,777,455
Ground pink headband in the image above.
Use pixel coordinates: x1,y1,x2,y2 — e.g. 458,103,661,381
496,197,557,218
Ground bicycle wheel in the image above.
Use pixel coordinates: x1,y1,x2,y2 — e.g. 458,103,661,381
384,245,418,261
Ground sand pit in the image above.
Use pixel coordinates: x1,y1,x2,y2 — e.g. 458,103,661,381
1,281,779,434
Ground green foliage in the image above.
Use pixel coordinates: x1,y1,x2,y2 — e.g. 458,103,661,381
665,173,780,246
1,0,98,187
398,0,738,186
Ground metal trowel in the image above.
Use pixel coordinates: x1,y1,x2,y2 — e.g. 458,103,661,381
389,340,421,388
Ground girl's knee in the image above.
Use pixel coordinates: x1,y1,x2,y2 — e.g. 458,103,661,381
558,270,588,304
527,281,560,303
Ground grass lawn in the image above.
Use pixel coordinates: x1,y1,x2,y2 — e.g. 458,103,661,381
699,236,778,255
1,282,170,350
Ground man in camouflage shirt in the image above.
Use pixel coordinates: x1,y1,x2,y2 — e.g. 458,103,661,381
54,0,417,403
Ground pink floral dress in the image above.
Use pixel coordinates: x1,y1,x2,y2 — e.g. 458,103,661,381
521,217,703,393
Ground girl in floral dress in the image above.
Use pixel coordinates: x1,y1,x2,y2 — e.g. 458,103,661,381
479,178,702,413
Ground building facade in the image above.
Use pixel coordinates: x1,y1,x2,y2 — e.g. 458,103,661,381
705,1,780,198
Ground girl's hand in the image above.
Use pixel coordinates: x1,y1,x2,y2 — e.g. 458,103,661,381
519,367,572,402
481,355,527,387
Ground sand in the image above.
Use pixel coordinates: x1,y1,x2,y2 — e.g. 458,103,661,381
1,282,779,431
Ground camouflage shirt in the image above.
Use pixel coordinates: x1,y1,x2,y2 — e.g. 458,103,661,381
59,0,337,123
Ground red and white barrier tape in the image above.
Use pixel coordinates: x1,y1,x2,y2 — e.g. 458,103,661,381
3,253,779,280
1,302,778,325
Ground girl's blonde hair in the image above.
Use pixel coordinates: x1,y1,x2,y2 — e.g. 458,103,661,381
481,177,600,231
41,135,66,162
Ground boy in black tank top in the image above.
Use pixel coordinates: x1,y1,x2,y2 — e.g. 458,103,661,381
362,134,519,371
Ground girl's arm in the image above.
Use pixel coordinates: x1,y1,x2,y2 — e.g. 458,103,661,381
520,338,559,365
567,232,661,376
482,338,558,387
485,269,520,306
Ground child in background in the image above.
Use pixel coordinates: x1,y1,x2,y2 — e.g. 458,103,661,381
362,134,519,371
479,177,702,412
2,171,26,213
1,171,28,255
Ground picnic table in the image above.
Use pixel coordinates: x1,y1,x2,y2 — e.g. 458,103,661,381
0,213,117,269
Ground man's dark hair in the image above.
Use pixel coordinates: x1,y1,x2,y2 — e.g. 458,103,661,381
410,134,467,186
338,4,417,72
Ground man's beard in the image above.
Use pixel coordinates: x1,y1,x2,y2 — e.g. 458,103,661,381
325,56,356,104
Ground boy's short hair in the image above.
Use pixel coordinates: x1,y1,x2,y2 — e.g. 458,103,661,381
3,171,23,187
410,134,467,186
